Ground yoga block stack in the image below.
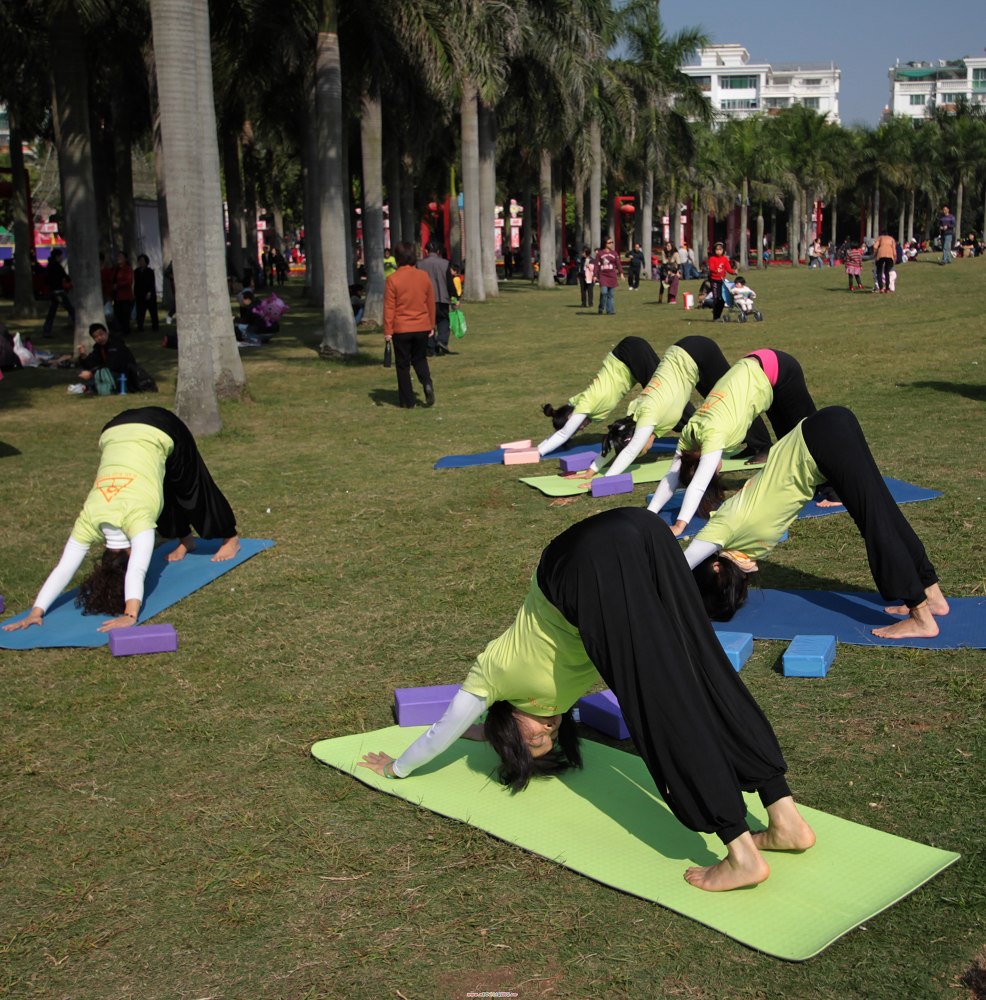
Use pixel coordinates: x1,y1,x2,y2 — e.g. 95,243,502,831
503,448,540,465
783,635,836,677
578,689,630,740
108,623,178,657
394,684,461,726
559,452,596,473
590,474,633,498
716,631,754,671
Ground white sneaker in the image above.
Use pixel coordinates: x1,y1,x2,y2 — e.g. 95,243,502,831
67,383,86,394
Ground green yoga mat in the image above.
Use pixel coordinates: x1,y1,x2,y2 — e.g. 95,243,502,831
312,727,959,960
520,457,752,497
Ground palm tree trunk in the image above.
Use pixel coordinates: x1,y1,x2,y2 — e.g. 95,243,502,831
829,203,838,249
448,165,462,269
386,143,401,247
589,117,602,250
400,151,416,253
241,121,261,284
553,171,563,264
755,210,765,271
460,80,484,302
573,173,585,254
789,194,800,267
360,88,386,326
954,179,964,238
49,4,104,354
7,108,36,318
537,150,555,290
144,43,172,275
641,167,653,279
907,190,916,242
897,203,905,245
300,76,322,302
315,2,358,356
521,186,534,280
222,124,246,283
478,100,498,297
112,97,136,257
739,176,749,269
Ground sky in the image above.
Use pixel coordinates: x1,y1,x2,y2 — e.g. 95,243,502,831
659,0,986,127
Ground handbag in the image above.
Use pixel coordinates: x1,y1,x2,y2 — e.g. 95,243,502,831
383,339,392,367
450,307,467,340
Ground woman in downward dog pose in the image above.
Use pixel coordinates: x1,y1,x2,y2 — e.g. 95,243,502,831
3,407,239,634
589,336,771,479
648,349,819,533
360,507,815,891
682,406,949,640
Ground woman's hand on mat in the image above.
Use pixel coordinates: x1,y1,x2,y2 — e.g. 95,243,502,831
2,608,44,631
97,615,137,633
815,499,844,508
358,751,396,777
670,520,688,537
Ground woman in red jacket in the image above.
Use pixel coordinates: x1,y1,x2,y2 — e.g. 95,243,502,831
112,252,135,336
706,242,735,322
384,242,437,408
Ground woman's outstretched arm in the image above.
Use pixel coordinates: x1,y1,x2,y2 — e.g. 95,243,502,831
2,537,90,630
603,423,656,478
537,411,589,457
647,453,682,515
359,688,488,778
670,450,723,536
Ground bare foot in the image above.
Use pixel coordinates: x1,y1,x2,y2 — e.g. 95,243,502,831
752,797,816,852
212,536,241,562
684,832,770,892
872,601,939,639
167,536,196,562
884,584,949,618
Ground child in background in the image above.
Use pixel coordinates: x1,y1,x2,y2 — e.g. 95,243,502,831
666,264,681,305
731,276,757,314
844,241,864,291
450,264,463,298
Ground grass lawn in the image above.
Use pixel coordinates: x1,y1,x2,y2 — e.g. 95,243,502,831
1,257,983,999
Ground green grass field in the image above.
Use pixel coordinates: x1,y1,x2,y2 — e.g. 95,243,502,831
1,257,984,999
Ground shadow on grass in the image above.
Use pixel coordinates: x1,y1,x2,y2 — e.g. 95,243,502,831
368,388,409,408
0,440,22,458
907,381,986,403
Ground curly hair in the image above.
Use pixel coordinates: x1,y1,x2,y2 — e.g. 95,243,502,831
75,549,129,616
542,402,574,431
677,450,726,517
691,554,753,621
601,415,636,457
484,701,582,793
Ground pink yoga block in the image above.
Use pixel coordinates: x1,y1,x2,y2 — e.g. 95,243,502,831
590,474,633,497
108,623,178,657
394,684,461,726
500,439,532,450
578,689,630,740
503,448,540,465
559,452,596,473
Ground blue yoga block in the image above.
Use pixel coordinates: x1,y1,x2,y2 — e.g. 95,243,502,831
108,623,178,657
559,452,596,473
717,631,754,671
394,684,461,726
578,689,630,740
590,473,634,498
783,635,836,677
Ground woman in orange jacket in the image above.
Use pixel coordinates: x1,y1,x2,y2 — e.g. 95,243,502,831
384,242,437,408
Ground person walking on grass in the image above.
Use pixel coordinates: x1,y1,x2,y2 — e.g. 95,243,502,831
384,241,436,409
594,238,622,315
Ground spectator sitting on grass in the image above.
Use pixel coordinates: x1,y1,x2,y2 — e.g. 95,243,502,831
79,322,136,391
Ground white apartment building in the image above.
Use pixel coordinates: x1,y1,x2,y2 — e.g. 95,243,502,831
887,55,986,119
680,44,840,124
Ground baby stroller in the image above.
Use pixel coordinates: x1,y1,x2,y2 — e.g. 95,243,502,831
721,279,763,323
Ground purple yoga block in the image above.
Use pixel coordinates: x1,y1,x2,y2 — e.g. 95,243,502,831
108,623,178,657
577,689,630,740
716,631,754,672
394,684,461,726
559,452,596,473
783,635,836,678
0,595,5,614
590,474,633,498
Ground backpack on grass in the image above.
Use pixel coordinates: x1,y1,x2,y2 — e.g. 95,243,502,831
93,368,116,396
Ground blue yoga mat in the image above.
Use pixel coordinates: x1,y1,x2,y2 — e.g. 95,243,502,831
0,538,275,650
712,589,984,650
650,477,942,537
434,437,678,469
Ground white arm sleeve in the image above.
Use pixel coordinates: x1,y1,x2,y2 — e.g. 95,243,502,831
646,453,682,514
675,450,723,527
391,688,488,777
123,529,156,606
33,537,91,612
605,424,656,477
537,412,588,457
683,538,720,570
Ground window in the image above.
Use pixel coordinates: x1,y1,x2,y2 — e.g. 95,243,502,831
764,97,790,108
720,98,759,111
719,75,758,90
802,97,820,109
692,75,711,91
974,68,986,91
802,78,822,87
909,93,927,105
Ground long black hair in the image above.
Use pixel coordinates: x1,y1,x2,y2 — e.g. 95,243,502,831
691,553,753,621
678,451,726,517
542,402,574,431
484,701,582,793
76,549,129,615
601,415,636,457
